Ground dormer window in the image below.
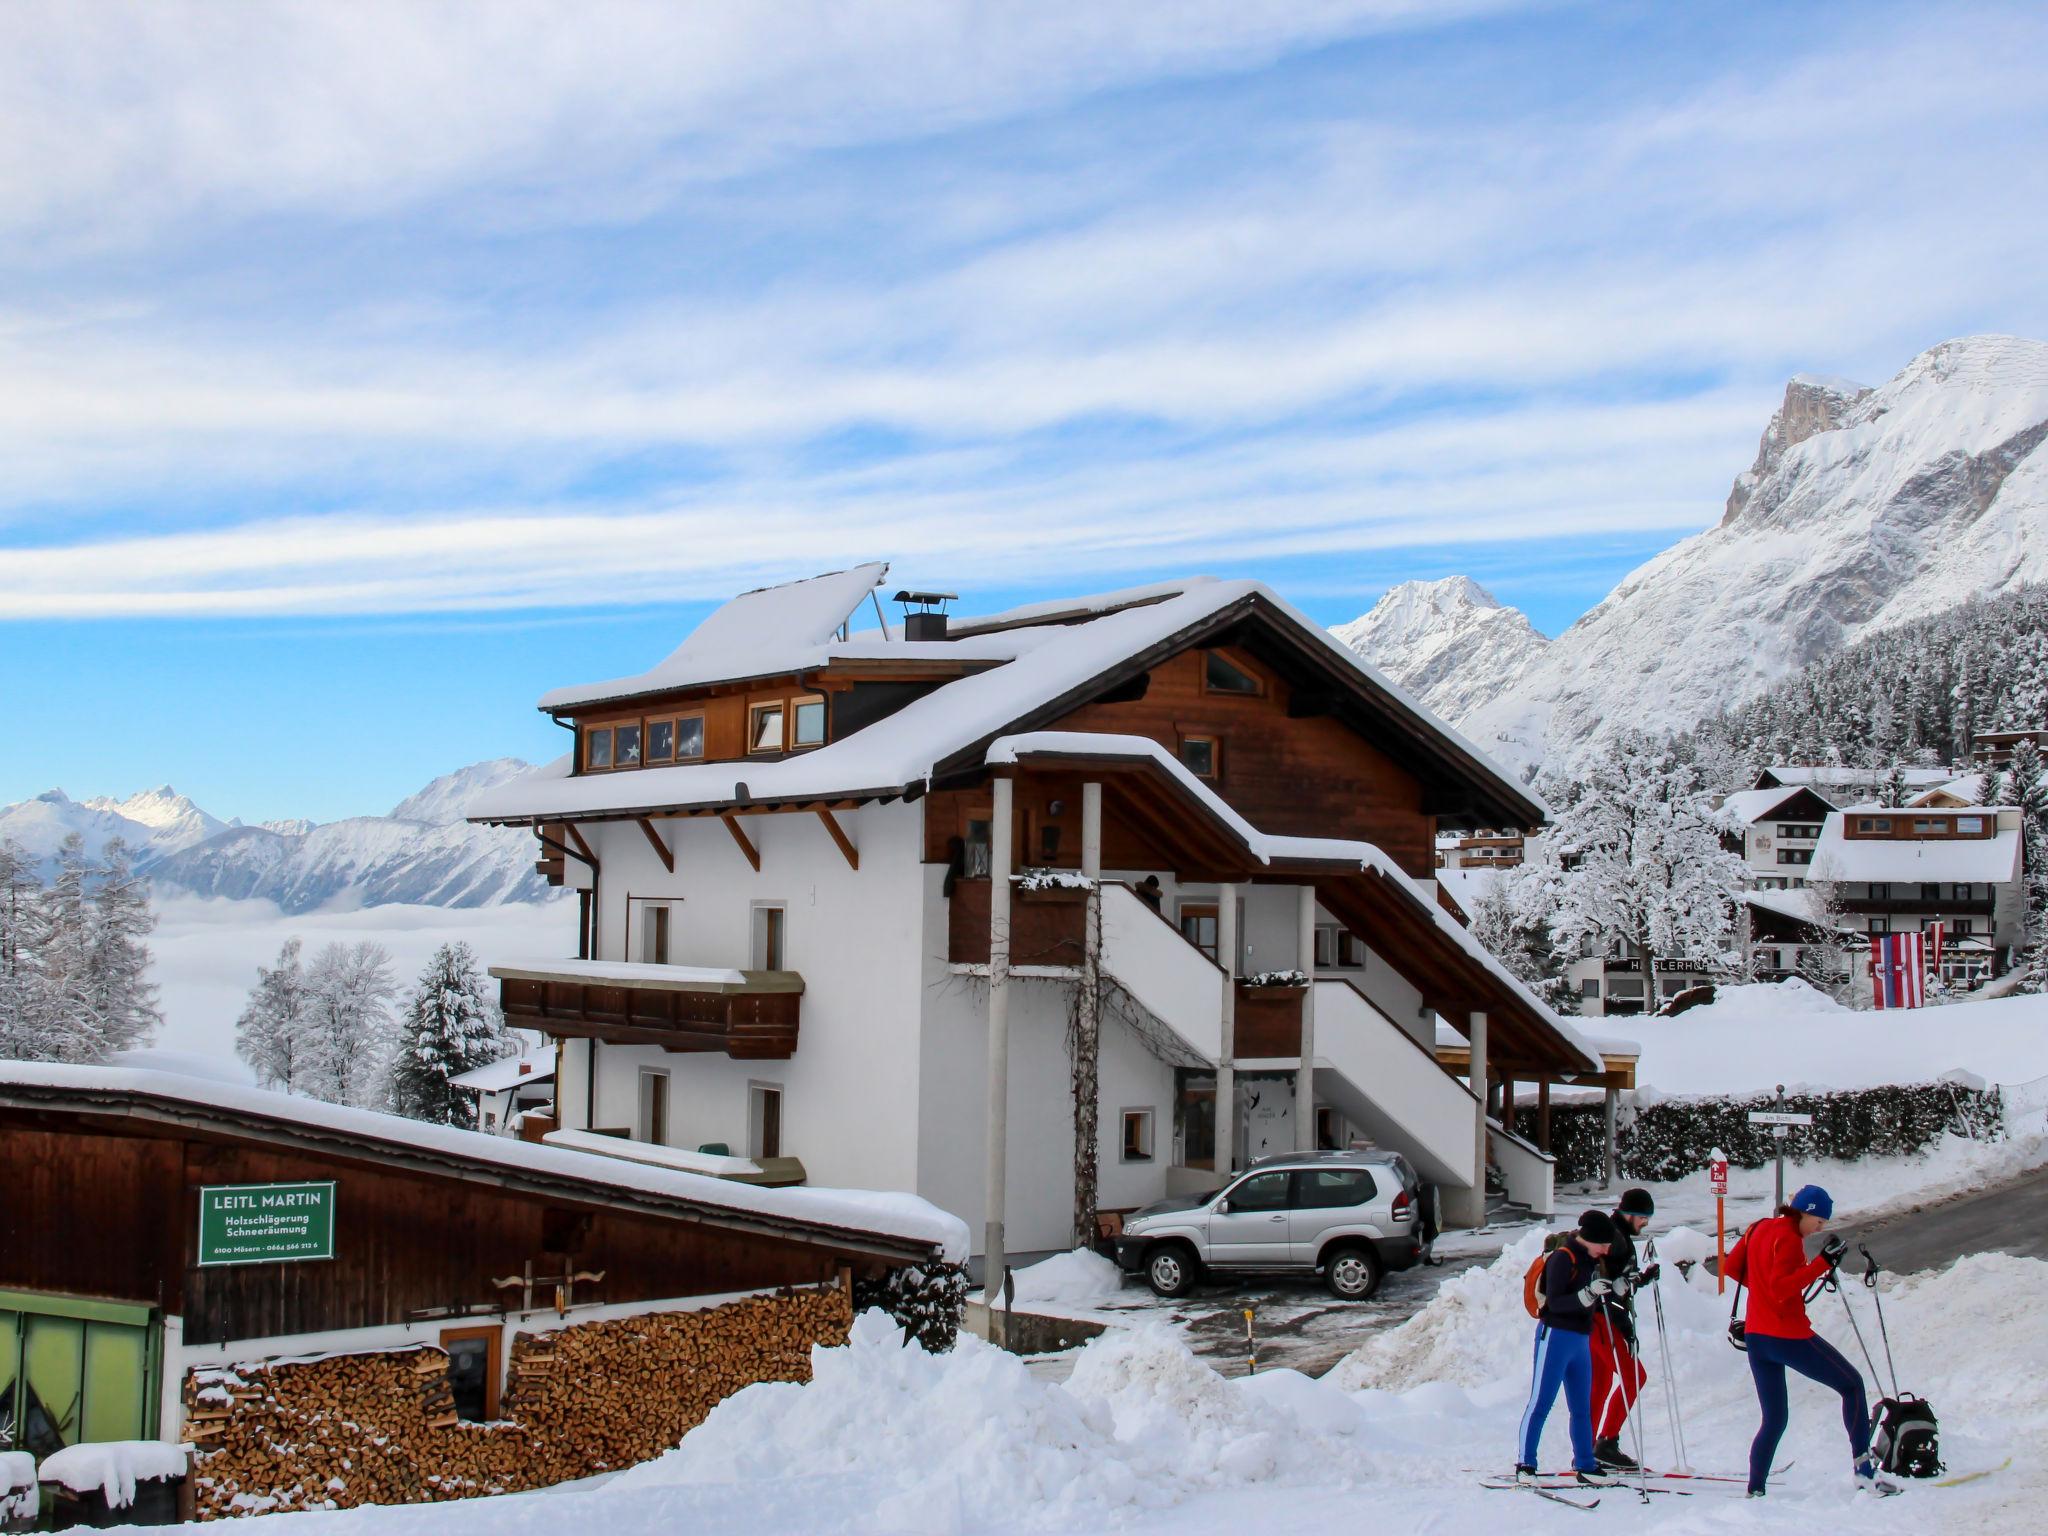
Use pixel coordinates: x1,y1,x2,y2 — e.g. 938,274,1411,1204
615,724,642,767
1203,651,1263,696
646,713,705,765
792,696,826,749
584,726,613,770
749,702,785,754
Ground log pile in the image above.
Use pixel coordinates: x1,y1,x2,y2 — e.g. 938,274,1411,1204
184,1283,852,1519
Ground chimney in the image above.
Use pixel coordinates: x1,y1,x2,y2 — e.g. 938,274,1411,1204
893,589,958,643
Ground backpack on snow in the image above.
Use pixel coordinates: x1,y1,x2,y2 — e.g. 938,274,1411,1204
1521,1231,1576,1319
1871,1393,1943,1478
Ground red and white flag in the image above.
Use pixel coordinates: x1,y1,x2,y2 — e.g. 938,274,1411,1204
1869,931,1925,1009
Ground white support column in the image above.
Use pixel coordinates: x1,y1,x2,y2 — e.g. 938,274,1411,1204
1603,1086,1619,1189
983,776,1014,1331
1464,1010,1490,1228
1074,782,1103,1248
1216,882,1239,1175
1295,885,1318,1152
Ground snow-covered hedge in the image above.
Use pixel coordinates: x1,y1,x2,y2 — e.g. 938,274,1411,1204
852,1261,969,1352
1545,1080,2003,1184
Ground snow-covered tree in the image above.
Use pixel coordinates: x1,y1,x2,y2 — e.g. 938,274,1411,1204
0,834,160,1062
303,942,401,1107
387,942,511,1126
1994,737,2048,992
236,939,316,1092
83,839,160,1054
0,839,41,1057
1545,734,1749,1010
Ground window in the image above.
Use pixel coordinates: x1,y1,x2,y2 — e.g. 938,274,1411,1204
1952,884,1973,901
1337,933,1368,968
1778,823,1822,840
791,696,826,749
1221,1170,1289,1212
749,1083,783,1160
1858,817,1892,833
748,702,785,754
1292,1167,1374,1209
1951,918,1975,937
1919,883,1941,901
1179,903,1219,961
1957,816,1985,834
1867,917,1889,934
439,1327,500,1423
1178,734,1219,780
615,724,642,767
1912,819,1941,834
963,818,993,878
674,714,706,761
647,718,675,763
637,1068,669,1145
583,726,613,770
1869,882,1890,900
1314,1106,1343,1151
1121,1108,1155,1163
641,904,671,965
1580,978,1601,999
1314,924,1339,968
1203,651,1263,696
1777,849,1812,865
752,904,786,970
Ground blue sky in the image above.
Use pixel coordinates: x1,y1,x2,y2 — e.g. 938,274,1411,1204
4,1,2047,823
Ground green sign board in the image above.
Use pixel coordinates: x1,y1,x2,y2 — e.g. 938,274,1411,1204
197,1181,336,1267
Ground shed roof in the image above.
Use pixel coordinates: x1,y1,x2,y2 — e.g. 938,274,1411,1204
448,1045,556,1094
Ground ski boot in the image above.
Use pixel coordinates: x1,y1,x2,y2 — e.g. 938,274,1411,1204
1854,1454,1901,1497
1595,1438,1639,1471
1574,1466,1620,1488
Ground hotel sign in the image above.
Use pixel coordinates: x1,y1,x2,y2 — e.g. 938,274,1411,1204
198,1181,336,1266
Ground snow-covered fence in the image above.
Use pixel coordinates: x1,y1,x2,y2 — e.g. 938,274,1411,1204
1545,1080,2004,1185
1999,1073,2048,1138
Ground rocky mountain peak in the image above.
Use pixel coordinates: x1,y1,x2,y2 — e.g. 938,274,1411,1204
1330,577,1548,725
1722,372,1871,525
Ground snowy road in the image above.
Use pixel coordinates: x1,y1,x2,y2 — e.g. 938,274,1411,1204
1836,1167,2048,1272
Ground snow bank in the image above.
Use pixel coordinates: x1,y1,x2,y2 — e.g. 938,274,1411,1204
0,1452,34,1522
616,1309,1398,1529
37,1441,186,1508
1626,983,2048,1095
1008,1248,1123,1306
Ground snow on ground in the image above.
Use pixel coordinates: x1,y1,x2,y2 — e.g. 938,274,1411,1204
148,893,573,1064
1008,1248,1125,1307
1622,981,2048,1096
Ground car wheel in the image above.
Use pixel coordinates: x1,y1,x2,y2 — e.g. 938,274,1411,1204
1145,1243,1199,1297
1324,1244,1382,1300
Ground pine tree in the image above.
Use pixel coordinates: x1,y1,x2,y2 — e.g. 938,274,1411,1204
302,942,400,1107
1995,737,2048,993
387,942,510,1127
236,939,315,1092
0,839,42,1057
83,838,160,1054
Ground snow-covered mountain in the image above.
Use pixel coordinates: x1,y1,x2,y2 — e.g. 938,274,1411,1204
1330,575,1549,724
0,759,548,912
1339,335,2048,775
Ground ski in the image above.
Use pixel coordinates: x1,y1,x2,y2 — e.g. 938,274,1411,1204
1478,1482,1601,1511
1934,1457,2010,1487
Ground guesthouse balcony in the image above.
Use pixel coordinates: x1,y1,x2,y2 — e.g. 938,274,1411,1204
490,960,802,1059
1232,981,1306,1058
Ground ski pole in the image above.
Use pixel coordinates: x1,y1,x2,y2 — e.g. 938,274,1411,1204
1595,1306,1651,1504
1645,1241,1688,1472
1859,1247,1902,1400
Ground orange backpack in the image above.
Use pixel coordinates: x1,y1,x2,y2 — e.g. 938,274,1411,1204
1522,1231,1576,1318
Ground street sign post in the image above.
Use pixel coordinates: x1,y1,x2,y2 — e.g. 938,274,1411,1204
1707,1147,1729,1290
198,1181,336,1267
1747,1087,1814,1211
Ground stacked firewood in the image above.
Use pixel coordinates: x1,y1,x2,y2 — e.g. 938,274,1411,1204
183,1284,853,1520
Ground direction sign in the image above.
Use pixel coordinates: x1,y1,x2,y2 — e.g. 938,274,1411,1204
199,1181,336,1267
1746,1111,1814,1127
1707,1148,1729,1197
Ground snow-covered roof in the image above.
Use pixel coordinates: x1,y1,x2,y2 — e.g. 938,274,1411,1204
1760,765,1956,790
987,731,1603,1075
448,1045,555,1094
540,563,892,710
1907,774,1984,807
1717,785,1821,827
476,575,1543,828
1744,887,1823,925
1433,866,1502,919
0,1062,963,1262
1432,1019,1639,1061
490,958,754,990
1809,812,2022,885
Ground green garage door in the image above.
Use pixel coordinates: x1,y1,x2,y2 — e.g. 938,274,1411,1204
0,1292,159,1456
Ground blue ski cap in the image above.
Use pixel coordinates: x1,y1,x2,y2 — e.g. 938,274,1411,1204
1790,1184,1834,1219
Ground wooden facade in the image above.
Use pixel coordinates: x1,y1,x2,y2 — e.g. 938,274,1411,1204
0,1096,937,1349
497,972,802,1059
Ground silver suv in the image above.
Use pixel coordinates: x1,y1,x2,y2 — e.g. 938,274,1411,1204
1113,1149,1424,1300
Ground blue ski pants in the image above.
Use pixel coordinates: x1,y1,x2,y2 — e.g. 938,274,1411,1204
1746,1331,1871,1493
1519,1324,1596,1472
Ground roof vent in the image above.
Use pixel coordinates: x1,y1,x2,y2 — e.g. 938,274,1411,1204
893,589,957,643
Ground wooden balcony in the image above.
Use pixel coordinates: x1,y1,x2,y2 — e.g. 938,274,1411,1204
1234,982,1304,1058
492,961,801,1059
947,879,1089,967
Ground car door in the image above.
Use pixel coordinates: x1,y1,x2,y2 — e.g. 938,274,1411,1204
1288,1166,1378,1261
1206,1169,1293,1266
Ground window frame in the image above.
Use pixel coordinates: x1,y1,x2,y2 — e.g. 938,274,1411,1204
747,701,787,755
1200,649,1265,698
637,1067,670,1146
1120,1107,1155,1163
438,1325,501,1423
751,902,787,970
582,724,615,772
749,1081,784,1160
1219,1168,1290,1212
1177,732,1221,781
789,694,827,750
1290,1166,1375,1210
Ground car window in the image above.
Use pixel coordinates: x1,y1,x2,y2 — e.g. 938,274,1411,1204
1292,1168,1376,1209
1223,1171,1290,1212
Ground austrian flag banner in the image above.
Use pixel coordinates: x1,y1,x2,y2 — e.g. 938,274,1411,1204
1869,931,1925,1009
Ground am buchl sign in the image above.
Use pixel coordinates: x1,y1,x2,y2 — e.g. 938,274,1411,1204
198,1181,337,1267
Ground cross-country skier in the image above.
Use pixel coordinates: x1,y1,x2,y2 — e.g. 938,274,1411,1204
1723,1184,1897,1498
1588,1186,1659,1469
1515,1210,1621,1488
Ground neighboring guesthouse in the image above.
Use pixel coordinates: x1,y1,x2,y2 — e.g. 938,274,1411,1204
450,1042,556,1137
0,1060,960,1517
470,565,1621,1278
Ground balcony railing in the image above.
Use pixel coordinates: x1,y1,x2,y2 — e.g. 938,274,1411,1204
491,961,802,1059
1233,983,1305,1058
947,879,1088,967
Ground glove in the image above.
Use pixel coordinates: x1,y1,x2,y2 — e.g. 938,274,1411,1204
1819,1234,1847,1267
1580,1278,1614,1305
1609,1273,1635,1300
1637,1263,1661,1287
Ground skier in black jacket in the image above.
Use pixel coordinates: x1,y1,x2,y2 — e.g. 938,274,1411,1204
1515,1210,1621,1486
1591,1187,1661,1469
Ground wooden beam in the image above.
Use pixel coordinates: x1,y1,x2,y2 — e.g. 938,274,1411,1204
722,813,760,872
565,823,599,871
637,817,674,873
815,808,858,871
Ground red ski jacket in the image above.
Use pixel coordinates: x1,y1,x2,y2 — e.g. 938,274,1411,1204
1724,1215,1831,1340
